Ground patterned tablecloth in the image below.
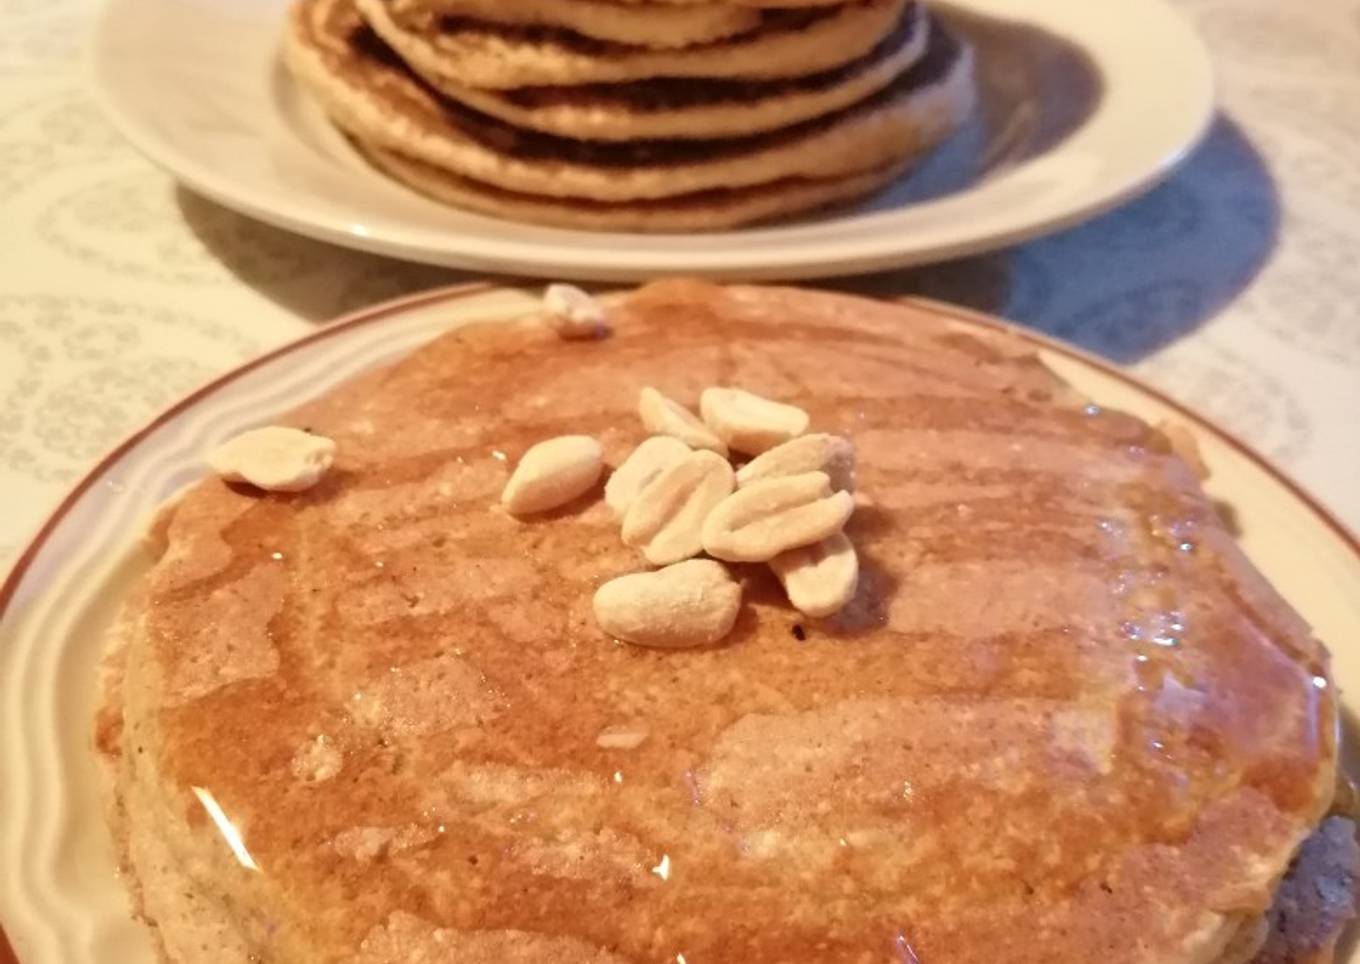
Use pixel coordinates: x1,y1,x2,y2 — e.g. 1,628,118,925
1,0,1357,570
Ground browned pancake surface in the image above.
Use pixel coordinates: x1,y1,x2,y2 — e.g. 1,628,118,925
493,10,923,114
331,2,956,167
118,282,1341,963
428,6,838,56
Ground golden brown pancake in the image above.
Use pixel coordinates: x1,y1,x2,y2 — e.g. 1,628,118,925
99,282,1353,963
411,5,932,142
358,146,916,230
389,0,765,50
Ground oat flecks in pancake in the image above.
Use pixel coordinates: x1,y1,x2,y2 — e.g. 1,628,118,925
152,562,286,707
330,824,439,864
348,653,501,735
100,282,1346,963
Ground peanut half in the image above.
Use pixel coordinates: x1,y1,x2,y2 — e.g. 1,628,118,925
501,435,604,516
207,426,337,493
622,450,734,565
593,559,741,649
604,435,691,518
736,433,855,492
769,532,859,618
638,387,728,456
543,283,609,340
699,387,809,455
702,471,854,563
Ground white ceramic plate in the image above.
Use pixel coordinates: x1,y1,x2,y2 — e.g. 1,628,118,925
2,285,1354,964
91,0,1214,281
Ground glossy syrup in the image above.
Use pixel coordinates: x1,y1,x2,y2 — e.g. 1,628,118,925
131,284,1332,963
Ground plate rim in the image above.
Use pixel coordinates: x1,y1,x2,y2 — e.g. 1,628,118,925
89,0,1217,280
1,282,1355,964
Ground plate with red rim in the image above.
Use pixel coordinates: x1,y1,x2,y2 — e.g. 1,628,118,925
0,284,1356,963
91,0,1214,280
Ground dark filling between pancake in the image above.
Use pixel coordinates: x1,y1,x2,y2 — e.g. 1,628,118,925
352,16,418,71
433,6,840,57
349,16,961,166
497,5,921,113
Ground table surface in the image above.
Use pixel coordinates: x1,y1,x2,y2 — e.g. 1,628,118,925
1,0,1357,573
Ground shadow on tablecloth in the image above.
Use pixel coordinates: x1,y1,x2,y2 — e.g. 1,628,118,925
174,188,465,323
855,116,1282,363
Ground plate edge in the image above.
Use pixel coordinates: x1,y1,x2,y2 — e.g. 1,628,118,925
87,0,1217,280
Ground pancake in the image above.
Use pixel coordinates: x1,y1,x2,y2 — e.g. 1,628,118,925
100,281,1353,963
356,0,908,88
362,145,910,229
388,0,764,49
284,0,974,203
418,3,929,142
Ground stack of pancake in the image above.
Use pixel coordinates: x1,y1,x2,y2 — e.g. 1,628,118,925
283,0,976,230
100,281,1358,963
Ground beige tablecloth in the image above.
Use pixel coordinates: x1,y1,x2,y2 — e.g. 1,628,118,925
1,0,1357,569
